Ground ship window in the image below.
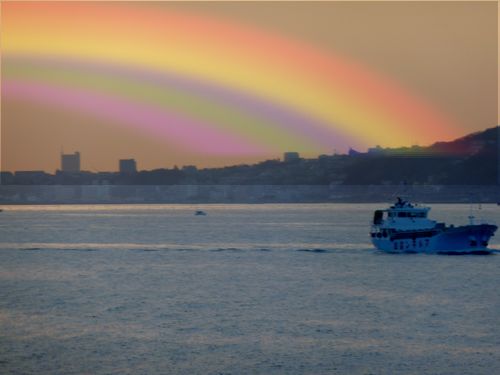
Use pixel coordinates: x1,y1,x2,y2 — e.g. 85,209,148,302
373,210,384,225
397,211,426,218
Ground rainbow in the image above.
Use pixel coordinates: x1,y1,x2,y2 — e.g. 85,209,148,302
2,2,460,157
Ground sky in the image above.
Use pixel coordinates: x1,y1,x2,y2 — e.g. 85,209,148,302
1,1,498,173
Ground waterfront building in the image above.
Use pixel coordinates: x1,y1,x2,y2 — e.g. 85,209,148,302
119,159,137,173
61,152,80,172
283,152,300,162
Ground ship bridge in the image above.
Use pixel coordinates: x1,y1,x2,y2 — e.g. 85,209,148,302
373,198,434,230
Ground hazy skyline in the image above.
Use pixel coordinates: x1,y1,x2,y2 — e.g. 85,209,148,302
1,1,498,173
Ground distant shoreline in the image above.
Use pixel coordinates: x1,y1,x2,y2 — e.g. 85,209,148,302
1,184,499,204
0,202,499,206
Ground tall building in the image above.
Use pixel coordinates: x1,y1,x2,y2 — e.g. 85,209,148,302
119,159,137,173
61,151,80,172
283,152,300,162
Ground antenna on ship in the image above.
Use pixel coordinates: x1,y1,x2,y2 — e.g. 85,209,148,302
391,180,411,203
468,210,475,225
467,191,482,225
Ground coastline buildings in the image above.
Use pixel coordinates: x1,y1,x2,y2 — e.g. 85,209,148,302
61,151,80,172
283,152,300,162
1,126,497,187
119,159,137,174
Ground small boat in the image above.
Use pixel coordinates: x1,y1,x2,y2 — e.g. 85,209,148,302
194,210,207,216
370,197,497,254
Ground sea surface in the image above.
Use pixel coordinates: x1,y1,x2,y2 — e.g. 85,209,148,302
0,203,499,375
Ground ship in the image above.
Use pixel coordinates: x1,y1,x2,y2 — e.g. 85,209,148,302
370,198,497,254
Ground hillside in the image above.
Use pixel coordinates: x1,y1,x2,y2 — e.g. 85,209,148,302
342,127,498,185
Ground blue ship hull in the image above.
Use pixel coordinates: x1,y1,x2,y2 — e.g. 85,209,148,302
372,224,497,254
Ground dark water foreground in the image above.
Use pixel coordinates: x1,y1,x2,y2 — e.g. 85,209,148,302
0,204,499,374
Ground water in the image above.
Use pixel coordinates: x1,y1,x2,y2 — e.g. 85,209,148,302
0,204,499,374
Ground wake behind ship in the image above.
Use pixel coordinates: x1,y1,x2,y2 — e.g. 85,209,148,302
370,198,497,254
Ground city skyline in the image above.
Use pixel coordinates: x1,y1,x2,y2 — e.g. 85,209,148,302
2,1,498,172
4,122,497,175
3,149,322,173
2,125,497,188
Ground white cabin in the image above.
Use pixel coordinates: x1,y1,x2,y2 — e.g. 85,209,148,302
372,198,436,231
